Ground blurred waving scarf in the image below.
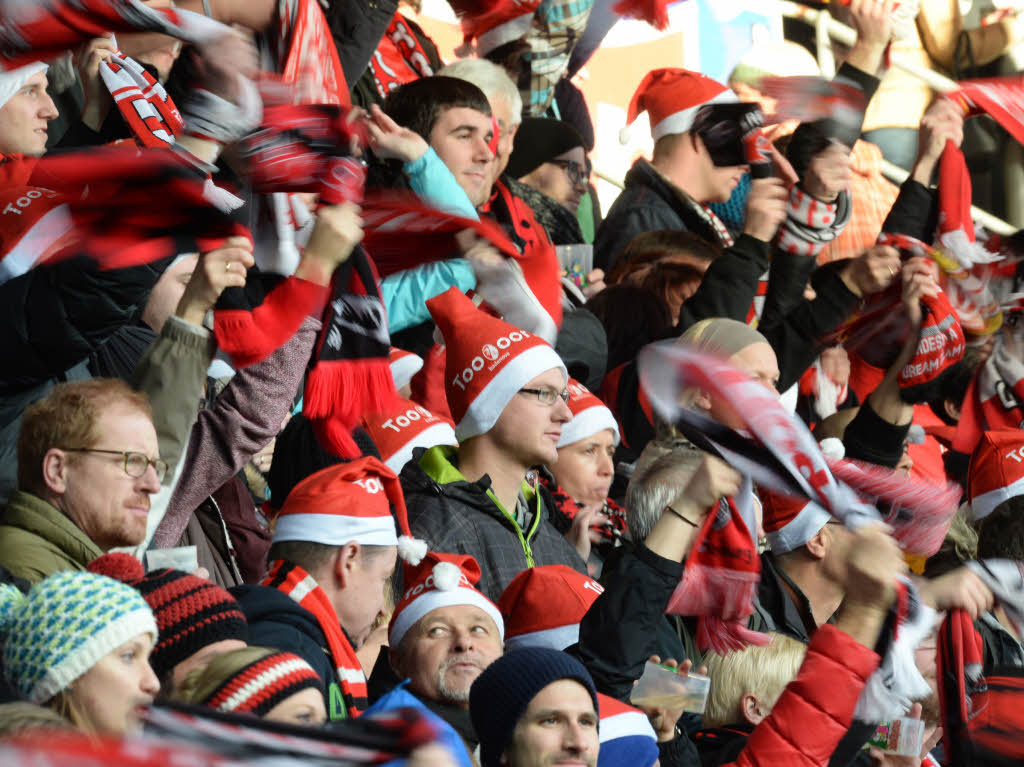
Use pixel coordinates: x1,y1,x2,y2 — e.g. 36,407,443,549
637,342,959,651
368,13,435,100
0,0,227,70
99,50,183,147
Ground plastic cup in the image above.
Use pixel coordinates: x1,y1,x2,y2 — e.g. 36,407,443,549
630,660,710,714
868,717,925,756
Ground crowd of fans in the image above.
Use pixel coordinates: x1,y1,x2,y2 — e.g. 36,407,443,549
2,0,1024,765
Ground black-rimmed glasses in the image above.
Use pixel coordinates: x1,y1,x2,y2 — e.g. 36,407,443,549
518,387,570,406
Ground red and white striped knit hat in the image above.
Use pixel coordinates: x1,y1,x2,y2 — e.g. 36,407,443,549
759,488,832,554
558,379,620,448
389,552,504,648
271,456,426,564
967,430,1024,522
427,287,566,441
622,68,737,143
389,347,423,391
497,565,604,651
198,649,321,717
360,398,458,474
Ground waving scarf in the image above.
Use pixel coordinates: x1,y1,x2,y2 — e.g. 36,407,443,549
368,13,435,100
263,560,368,720
953,328,1024,455
0,0,226,70
99,50,183,147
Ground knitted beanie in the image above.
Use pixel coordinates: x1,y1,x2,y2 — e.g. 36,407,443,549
506,117,586,179
198,649,322,717
0,571,157,704
88,553,248,679
470,647,599,767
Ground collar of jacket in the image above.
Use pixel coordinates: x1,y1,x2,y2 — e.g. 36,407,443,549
2,490,104,569
623,158,720,246
412,445,545,567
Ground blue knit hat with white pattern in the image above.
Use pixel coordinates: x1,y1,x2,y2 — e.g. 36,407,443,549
0,571,158,704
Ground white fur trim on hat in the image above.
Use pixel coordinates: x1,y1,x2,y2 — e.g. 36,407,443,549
475,13,534,56
32,607,157,704
384,422,458,475
389,586,504,648
0,62,48,112
600,709,658,743
456,343,567,441
970,475,1024,523
504,623,580,652
272,513,398,547
390,353,424,391
557,404,620,448
819,438,845,461
765,500,832,554
650,88,738,141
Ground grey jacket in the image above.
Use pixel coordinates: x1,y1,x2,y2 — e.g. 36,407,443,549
400,445,587,601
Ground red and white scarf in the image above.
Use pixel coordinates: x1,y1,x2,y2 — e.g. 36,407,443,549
0,0,226,71
953,328,1024,454
99,50,183,147
262,559,368,719
368,13,435,100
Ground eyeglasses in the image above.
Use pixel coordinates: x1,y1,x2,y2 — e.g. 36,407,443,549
551,159,587,186
518,387,570,406
62,448,168,483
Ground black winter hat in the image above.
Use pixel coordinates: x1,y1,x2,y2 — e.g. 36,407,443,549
506,117,586,179
470,647,599,767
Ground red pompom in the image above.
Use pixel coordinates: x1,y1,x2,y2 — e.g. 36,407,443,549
87,552,145,582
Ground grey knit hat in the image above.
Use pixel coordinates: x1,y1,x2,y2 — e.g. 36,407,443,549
470,647,599,767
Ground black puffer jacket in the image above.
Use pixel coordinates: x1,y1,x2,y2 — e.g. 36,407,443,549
400,445,587,601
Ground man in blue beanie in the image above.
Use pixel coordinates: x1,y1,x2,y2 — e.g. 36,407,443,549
470,647,599,767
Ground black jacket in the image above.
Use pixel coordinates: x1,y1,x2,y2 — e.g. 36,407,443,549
595,158,725,272
400,446,587,601
231,583,349,720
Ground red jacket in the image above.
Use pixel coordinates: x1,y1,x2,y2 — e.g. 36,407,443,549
726,624,880,767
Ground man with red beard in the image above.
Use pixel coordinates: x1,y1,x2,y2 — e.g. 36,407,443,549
0,378,165,583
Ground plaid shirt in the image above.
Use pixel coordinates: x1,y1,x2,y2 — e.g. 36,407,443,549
521,0,594,116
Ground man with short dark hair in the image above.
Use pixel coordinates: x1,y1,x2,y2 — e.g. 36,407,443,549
232,457,423,721
0,378,164,583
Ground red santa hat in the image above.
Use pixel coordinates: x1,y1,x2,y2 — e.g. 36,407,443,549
558,379,620,448
597,694,660,767
759,488,832,554
360,398,458,475
448,0,543,56
389,347,423,391
967,430,1024,522
498,565,604,651
272,456,426,564
389,552,504,648
0,62,47,111
427,287,566,441
621,68,737,143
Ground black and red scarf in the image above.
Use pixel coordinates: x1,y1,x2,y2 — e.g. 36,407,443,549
368,13,435,100
262,559,368,720
538,474,627,544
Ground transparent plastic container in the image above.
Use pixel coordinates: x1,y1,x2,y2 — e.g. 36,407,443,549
868,718,925,756
630,660,710,714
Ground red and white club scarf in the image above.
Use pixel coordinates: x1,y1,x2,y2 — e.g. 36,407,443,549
953,326,1024,454
99,50,183,147
368,13,435,100
0,0,227,70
